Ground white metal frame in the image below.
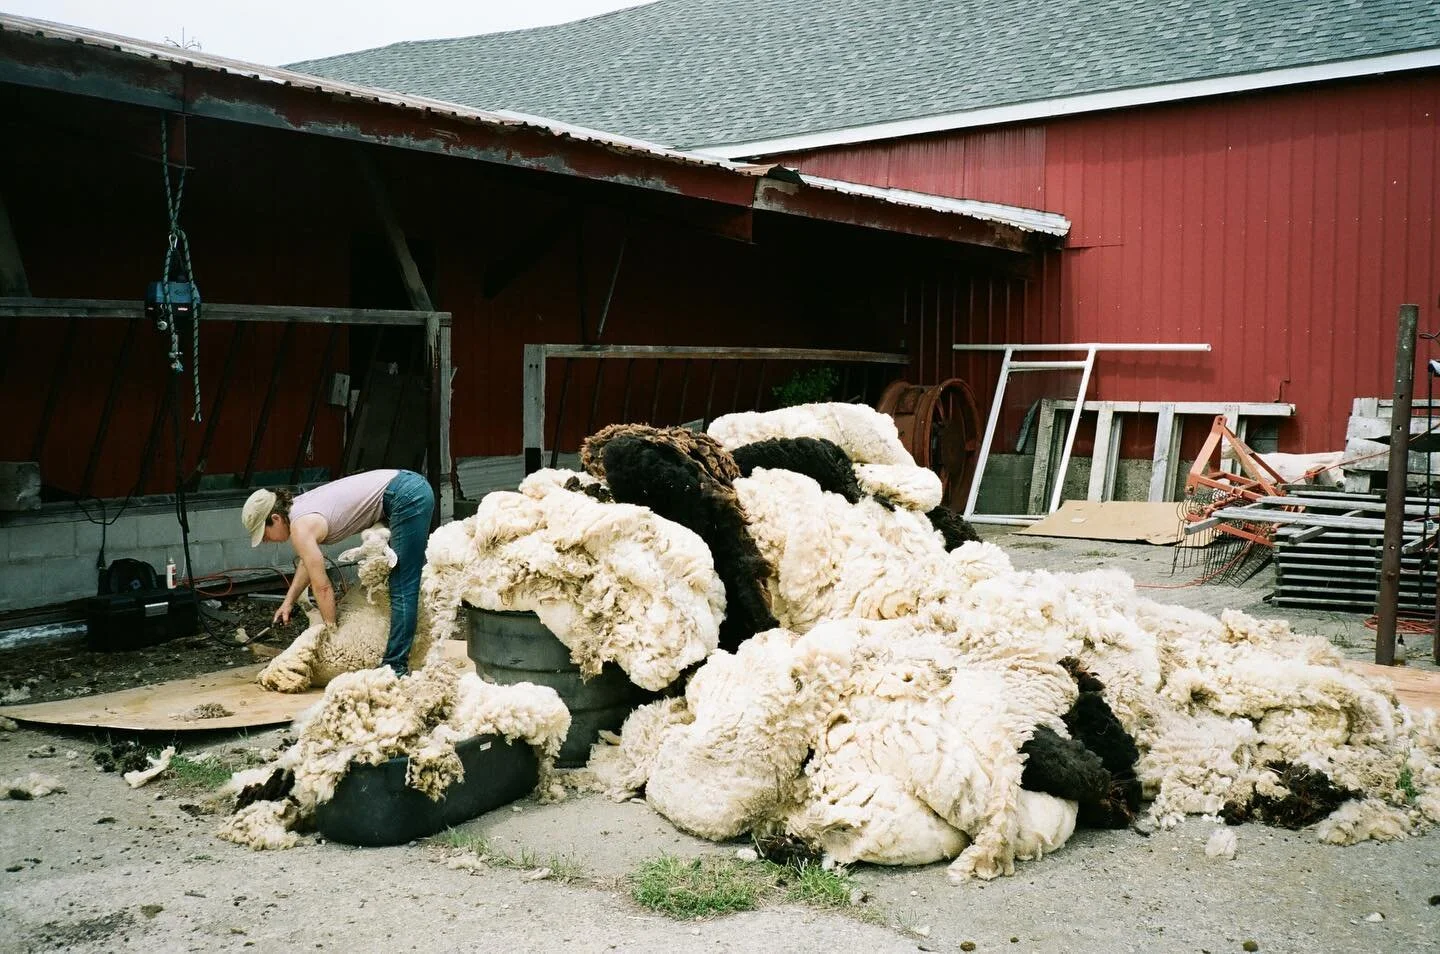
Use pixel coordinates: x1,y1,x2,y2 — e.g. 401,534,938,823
956,342,1211,525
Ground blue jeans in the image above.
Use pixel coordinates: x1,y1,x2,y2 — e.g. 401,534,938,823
381,470,435,675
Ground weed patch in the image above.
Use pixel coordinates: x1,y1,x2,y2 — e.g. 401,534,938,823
632,856,767,919
630,854,875,922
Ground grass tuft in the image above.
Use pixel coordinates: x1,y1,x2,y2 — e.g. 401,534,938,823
777,860,853,908
167,756,235,791
630,853,874,921
632,856,767,919
1398,765,1419,803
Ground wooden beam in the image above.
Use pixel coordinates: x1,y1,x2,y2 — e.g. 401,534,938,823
1052,399,1293,417
539,344,908,364
426,313,454,524
1027,399,1058,514
1148,405,1181,502
482,203,577,299
0,188,29,296
0,297,447,327
356,154,435,313
1086,402,1122,502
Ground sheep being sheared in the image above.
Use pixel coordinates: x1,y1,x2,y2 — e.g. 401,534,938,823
584,428,777,651
420,469,725,692
257,526,433,693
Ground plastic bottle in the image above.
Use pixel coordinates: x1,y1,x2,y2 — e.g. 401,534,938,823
165,555,177,589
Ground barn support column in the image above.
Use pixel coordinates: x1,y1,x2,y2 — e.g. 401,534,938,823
358,153,454,524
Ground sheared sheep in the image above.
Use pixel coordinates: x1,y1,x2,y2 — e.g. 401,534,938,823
256,526,433,692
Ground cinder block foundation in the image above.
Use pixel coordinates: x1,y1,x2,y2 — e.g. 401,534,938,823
0,501,361,614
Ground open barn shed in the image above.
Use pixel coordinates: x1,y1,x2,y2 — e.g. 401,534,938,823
0,14,1067,614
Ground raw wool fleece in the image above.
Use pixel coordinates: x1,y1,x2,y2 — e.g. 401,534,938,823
257,526,432,693
420,469,725,691
709,403,913,467
217,651,570,850
582,427,777,650
601,448,1440,880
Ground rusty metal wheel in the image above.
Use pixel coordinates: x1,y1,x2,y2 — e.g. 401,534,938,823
877,377,982,508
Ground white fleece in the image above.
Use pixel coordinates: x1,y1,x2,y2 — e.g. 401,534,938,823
218,650,570,850
420,469,725,691
258,525,434,692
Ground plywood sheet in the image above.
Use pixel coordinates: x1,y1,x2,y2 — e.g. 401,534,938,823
1344,661,1440,714
0,640,473,732
1018,500,1192,546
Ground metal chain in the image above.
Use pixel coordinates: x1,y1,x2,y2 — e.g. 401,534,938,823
159,116,202,422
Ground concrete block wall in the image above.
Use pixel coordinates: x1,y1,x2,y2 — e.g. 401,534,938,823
0,502,360,613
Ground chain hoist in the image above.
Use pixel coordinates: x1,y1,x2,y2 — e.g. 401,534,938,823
144,114,202,422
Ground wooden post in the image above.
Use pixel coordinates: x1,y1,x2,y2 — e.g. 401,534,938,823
359,150,452,516
1028,399,1058,514
1375,303,1419,666
426,314,454,523
1086,403,1122,502
522,344,546,475
1148,404,1182,502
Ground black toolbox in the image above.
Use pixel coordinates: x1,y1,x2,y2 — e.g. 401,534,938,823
85,587,198,651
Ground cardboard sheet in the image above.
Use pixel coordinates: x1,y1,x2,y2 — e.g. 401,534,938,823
0,639,473,732
1344,661,1440,714
1018,500,1196,546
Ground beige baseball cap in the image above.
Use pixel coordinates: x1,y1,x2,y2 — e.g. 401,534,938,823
241,489,277,547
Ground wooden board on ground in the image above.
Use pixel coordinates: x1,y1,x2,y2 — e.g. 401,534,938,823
0,640,473,732
1344,661,1440,714
1018,500,1196,546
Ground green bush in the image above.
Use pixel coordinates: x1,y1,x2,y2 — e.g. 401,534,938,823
771,367,839,408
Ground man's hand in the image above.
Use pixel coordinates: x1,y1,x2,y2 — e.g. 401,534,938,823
273,600,294,626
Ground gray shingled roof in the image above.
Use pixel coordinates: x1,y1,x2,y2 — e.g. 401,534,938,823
291,0,1440,151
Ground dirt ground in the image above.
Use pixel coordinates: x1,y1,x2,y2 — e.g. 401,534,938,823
2,532,1438,954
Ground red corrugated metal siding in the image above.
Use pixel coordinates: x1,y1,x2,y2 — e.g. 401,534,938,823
777,71,1440,457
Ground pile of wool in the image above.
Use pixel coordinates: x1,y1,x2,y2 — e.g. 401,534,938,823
710,403,943,511
588,424,1440,881
257,526,433,693
419,469,725,691
581,425,777,650
217,650,569,850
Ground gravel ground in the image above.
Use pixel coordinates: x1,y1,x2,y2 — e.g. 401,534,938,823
1,532,1437,954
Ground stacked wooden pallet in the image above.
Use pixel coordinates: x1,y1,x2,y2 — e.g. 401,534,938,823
1342,397,1440,493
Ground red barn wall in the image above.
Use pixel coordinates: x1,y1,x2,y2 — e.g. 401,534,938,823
2,85,954,501
779,70,1440,455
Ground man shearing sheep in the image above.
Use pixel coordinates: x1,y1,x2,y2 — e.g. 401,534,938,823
240,469,434,676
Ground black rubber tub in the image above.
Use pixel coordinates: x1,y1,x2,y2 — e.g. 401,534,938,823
464,607,656,767
314,734,537,847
